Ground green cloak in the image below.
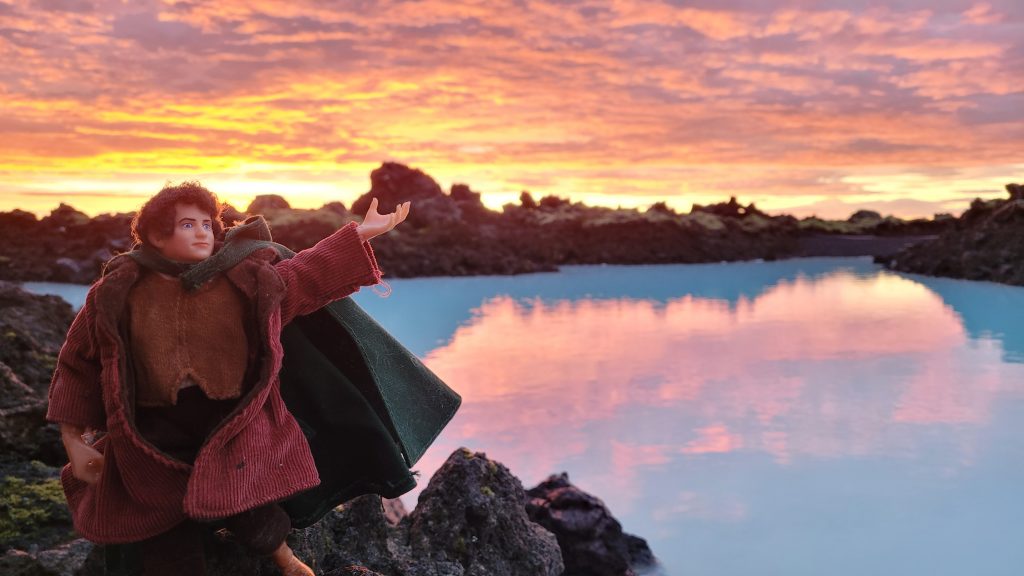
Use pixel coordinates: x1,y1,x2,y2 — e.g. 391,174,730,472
191,217,462,526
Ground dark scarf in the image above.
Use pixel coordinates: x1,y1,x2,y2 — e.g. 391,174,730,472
122,216,277,292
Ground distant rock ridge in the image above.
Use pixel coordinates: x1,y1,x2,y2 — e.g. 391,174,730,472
878,183,1024,286
0,162,961,284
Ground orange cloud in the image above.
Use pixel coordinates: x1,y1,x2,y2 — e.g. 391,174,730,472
1,1,1021,219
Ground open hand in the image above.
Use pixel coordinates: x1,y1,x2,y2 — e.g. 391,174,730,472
357,198,411,242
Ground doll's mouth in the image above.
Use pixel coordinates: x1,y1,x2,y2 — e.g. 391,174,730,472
193,242,210,247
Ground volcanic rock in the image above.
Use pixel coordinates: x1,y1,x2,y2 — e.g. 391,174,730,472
0,282,75,463
526,472,657,576
352,162,448,219
7,449,571,576
247,194,292,214
880,184,1024,286
397,448,564,576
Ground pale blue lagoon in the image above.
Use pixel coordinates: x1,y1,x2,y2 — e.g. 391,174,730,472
25,257,1024,575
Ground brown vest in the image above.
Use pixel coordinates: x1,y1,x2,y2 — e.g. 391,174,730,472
128,271,249,407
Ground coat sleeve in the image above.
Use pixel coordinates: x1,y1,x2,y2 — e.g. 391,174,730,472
276,221,384,326
46,285,106,430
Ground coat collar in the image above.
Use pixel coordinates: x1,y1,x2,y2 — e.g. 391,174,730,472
116,215,277,292
96,244,284,337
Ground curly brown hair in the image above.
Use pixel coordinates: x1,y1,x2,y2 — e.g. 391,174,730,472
130,181,225,246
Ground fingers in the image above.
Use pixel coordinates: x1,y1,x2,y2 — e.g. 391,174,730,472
362,199,410,236
393,201,410,227
384,201,410,229
392,201,409,226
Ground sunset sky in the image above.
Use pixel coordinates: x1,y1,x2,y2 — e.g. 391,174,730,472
1,0,1021,219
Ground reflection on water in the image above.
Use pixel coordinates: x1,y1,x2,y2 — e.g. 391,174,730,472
349,258,1024,576
398,265,1021,473
24,258,1024,575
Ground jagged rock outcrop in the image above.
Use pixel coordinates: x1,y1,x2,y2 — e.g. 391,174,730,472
1007,183,1023,201
0,282,75,464
448,184,492,223
848,209,882,223
398,448,564,576
880,183,1024,286
247,194,292,214
0,207,132,284
692,196,768,219
5,449,586,576
40,204,90,230
526,472,657,576
351,163,459,230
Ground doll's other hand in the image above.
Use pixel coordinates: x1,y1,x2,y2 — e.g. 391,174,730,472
63,430,104,484
357,198,411,242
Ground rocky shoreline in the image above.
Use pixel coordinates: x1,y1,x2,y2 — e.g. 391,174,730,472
878,184,1024,286
1,281,659,575
2,448,660,576
0,162,955,285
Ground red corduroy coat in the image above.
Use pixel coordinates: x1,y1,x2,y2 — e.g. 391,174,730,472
45,222,383,543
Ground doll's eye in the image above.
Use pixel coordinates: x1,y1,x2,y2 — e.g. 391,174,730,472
183,222,193,229
203,223,212,231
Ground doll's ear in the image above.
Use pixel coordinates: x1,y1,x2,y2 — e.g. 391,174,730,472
148,232,168,251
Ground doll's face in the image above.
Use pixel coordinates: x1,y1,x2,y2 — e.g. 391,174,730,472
149,203,215,263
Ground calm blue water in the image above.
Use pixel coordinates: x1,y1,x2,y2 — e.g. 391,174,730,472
25,257,1024,575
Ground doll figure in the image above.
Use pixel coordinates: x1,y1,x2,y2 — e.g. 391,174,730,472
47,182,411,576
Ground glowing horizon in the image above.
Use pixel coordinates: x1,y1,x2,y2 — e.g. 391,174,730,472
2,1,1021,220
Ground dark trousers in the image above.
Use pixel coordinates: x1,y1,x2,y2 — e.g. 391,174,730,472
136,386,291,576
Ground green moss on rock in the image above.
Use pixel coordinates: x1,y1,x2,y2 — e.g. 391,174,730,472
0,475,73,550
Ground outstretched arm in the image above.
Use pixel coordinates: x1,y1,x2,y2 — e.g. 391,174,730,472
277,198,411,324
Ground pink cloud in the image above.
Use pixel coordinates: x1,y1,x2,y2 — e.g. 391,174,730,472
962,2,1004,25
681,425,744,455
1,1,1022,218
